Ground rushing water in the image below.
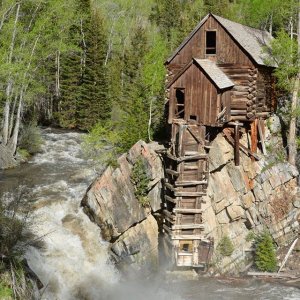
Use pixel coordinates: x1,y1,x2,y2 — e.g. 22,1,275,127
0,128,299,300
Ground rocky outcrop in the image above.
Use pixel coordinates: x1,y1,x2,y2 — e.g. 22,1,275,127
81,140,164,275
82,130,299,275
202,133,299,273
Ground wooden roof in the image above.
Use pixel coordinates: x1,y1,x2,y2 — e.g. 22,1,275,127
167,58,234,90
194,59,234,89
166,14,275,67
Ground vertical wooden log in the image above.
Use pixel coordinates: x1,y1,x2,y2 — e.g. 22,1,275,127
193,240,199,266
234,122,240,166
250,119,258,161
258,119,267,155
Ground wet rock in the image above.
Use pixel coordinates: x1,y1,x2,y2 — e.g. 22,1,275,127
81,141,164,242
111,215,158,274
81,140,164,274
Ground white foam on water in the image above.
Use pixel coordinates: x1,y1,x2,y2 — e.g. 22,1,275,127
9,129,300,300
24,130,120,299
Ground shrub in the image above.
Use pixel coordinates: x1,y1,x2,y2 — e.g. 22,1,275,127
254,231,277,272
18,123,43,155
0,187,36,299
0,188,31,261
130,158,150,207
0,281,13,298
81,122,122,166
217,236,234,257
17,148,30,161
245,230,256,242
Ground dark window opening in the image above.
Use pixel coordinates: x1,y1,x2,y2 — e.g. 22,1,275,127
182,244,189,252
206,31,216,55
175,88,185,119
190,115,197,121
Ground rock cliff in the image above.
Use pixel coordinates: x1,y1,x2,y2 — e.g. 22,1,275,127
82,131,299,275
202,133,299,272
81,140,164,275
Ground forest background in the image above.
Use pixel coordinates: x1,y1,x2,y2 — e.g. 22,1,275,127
0,0,299,165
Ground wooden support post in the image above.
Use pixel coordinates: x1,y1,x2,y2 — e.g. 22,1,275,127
234,122,240,166
250,119,258,161
258,119,267,155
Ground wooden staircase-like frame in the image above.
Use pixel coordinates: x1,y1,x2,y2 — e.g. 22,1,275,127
163,120,214,268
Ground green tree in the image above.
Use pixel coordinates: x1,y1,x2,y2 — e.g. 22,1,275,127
0,0,77,157
77,9,110,130
255,231,278,272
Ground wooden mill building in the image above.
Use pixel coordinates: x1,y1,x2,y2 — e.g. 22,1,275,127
162,13,276,268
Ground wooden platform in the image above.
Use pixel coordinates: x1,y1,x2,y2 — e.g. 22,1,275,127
163,121,214,268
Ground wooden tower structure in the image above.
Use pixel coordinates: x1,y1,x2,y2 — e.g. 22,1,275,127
162,14,277,268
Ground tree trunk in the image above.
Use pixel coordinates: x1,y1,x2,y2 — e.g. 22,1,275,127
8,93,18,138
2,4,20,145
288,1,300,165
8,90,23,154
2,81,13,145
80,18,86,75
55,50,60,98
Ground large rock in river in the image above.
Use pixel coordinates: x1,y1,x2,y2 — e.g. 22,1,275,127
81,140,164,274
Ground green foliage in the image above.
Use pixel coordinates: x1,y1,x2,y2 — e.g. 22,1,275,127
18,123,43,155
268,30,299,92
81,121,121,165
0,188,36,299
0,281,12,298
296,136,300,149
217,236,234,257
56,2,110,130
245,230,256,242
130,158,150,207
254,231,278,272
150,0,207,48
16,148,30,161
0,191,31,260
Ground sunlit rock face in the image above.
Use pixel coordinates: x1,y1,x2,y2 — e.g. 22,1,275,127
202,133,299,273
82,140,164,275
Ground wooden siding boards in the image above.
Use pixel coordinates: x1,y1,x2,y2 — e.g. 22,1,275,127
168,61,231,126
166,13,276,124
166,14,274,69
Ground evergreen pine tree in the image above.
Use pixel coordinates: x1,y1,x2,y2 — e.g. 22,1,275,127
118,26,150,150
255,231,278,272
58,46,82,128
77,9,110,130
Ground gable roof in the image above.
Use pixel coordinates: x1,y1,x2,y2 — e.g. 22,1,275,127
167,58,234,90
213,15,274,66
166,14,275,67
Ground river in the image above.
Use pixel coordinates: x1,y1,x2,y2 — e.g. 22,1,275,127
0,128,299,300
